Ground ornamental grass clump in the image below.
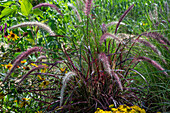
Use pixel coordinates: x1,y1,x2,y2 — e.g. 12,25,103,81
0,0,169,112
54,2,169,112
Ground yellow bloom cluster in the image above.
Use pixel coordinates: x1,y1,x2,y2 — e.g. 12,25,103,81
95,104,146,113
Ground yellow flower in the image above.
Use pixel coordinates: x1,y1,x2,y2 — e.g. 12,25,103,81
21,60,27,63
95,108,111,113
7,31,19,41
31,63,38,67
19,98,29,108
41,64,48,73
60,67,67,73
111,108,118,111
130,105,146,113
0,92,6,99
14,100,18,102
1,64,4,67
5,63,13,70
39,80,49,88
35,111,43,113
37,75,45,81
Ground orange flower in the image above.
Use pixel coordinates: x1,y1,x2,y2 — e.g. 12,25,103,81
23,66,30,70
21,60,27,63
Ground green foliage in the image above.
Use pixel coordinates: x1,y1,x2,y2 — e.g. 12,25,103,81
0,0,169,112
0,5,17,18
19,0,33,17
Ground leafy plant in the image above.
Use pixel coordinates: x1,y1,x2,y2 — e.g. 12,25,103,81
0,0,169,112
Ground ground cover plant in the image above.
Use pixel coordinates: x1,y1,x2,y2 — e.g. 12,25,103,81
0,0,169,112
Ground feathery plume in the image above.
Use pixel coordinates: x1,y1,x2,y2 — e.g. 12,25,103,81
32,3,63,17
9,22,56,36
115,4,134,35
68,3,82,22
85,0,93,15
99,53,123,91
135,56,168,77
149,11,154,22
3,47,43,83
100,33,120,44
106,21,125,28
136,39,166,64
36,55,47,62
60,72,76,106
153,5,158,23
141,32,169,50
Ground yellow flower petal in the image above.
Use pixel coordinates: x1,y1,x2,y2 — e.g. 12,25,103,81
31,63,38,67
39,80,49,88
5,63,13,70
8,31,19,41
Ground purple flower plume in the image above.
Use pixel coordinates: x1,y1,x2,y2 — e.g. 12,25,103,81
32,3,63,17
3,47,43,84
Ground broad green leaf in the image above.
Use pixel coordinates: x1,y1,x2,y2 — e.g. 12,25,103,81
14,52,21,58
0,5,17,18
0,1,15,7
19,0,33,17
26,38,35,45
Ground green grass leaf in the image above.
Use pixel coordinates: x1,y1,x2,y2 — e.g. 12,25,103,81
0,5,17,18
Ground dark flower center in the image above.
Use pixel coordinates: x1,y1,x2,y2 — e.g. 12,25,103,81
7,66,11,68
43,81,47,85
11,34,15,38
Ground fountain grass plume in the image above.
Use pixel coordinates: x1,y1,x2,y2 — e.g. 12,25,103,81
136,39,166,64
60,72,76,106
32,3,63,17
68,3,82,22
106,21,125,28
99,53,123,91
100,33,120,44
141,32,169,50
36,55,47,62
85,0,93,15
9,22,56,36
115,4,134,35
3,47,43,84
135,56,169,77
